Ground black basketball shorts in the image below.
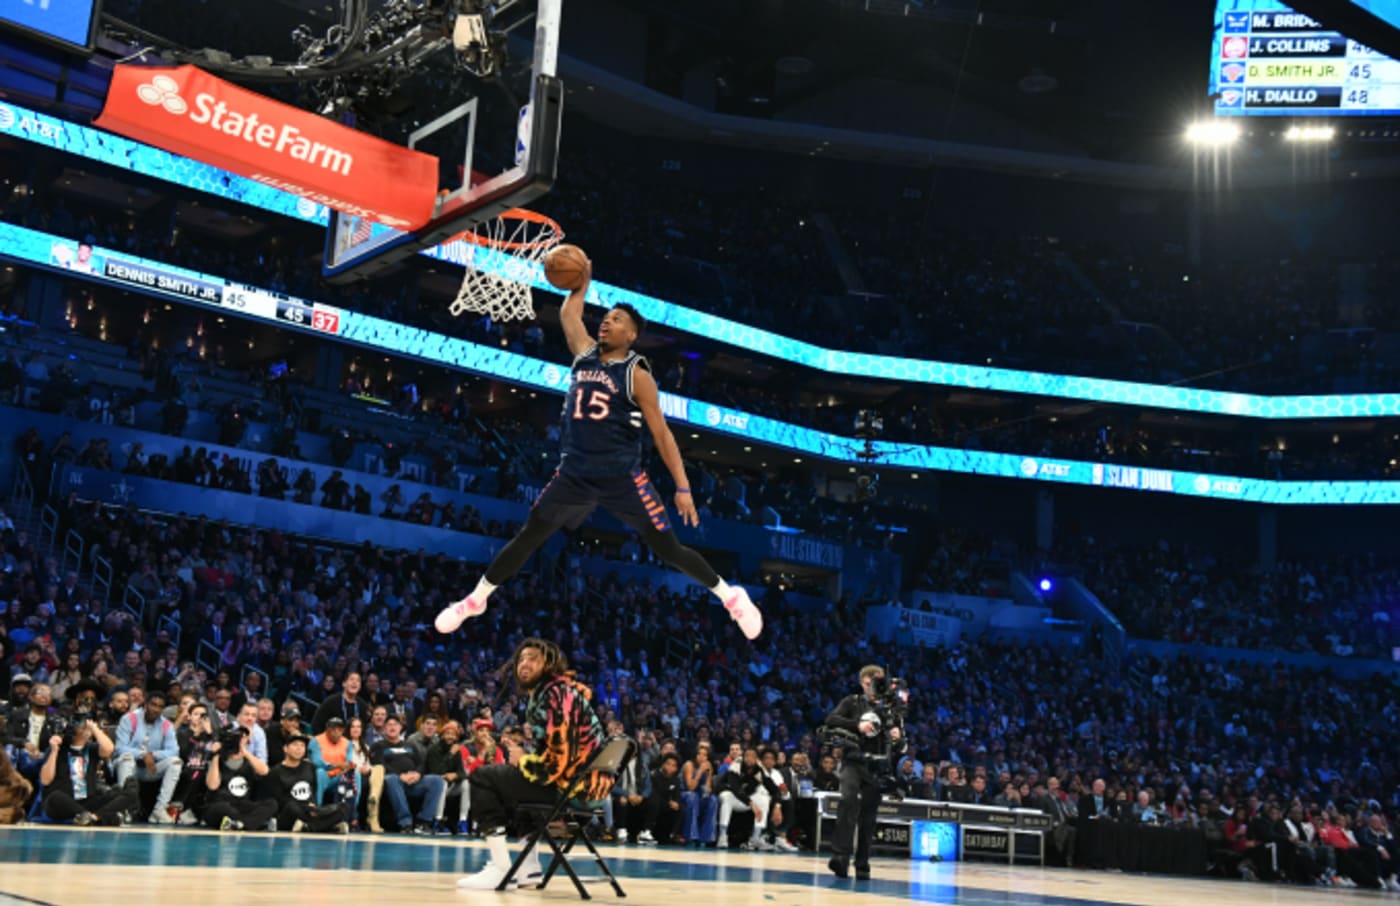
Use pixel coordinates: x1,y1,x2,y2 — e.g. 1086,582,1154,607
532,469,671,534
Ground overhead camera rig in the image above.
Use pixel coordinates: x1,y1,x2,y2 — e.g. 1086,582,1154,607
102,1,541,119
853,409,883,501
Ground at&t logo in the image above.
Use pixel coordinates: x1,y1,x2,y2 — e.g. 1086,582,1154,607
0,103,64,139
137,75,188,115
703,406,750,432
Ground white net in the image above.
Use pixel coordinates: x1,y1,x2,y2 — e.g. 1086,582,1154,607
449,211,563,322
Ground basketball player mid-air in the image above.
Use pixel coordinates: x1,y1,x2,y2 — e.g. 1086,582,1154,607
436,252,763,640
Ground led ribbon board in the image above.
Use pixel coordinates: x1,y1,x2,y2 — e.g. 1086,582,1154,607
6,220,1400,506
5,100,1400,419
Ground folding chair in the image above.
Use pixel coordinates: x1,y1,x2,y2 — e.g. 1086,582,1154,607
499,735,638,899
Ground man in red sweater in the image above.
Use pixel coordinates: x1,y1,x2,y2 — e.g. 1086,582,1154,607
1319,814,1383,889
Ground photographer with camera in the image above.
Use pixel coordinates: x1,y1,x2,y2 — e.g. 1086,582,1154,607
203,725,276,831
822,665,907,881
40,719,134,826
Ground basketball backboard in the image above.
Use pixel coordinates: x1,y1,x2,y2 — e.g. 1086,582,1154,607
322,0,563,283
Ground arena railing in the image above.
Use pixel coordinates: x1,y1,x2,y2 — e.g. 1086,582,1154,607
92,554,113,605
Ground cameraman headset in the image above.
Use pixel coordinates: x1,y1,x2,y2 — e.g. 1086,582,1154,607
823,664,907,880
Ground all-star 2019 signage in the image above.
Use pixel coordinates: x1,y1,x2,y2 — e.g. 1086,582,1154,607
96,65,438,229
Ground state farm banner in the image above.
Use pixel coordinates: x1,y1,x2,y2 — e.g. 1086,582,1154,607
96,65,438,229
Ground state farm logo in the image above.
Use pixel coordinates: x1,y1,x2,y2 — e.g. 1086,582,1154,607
130,73,355,176
137,75,188,115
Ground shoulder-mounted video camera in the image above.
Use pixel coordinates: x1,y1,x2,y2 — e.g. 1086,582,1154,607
871,674,910,717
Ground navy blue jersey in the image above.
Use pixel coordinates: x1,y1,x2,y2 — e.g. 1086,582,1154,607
558,346,650,477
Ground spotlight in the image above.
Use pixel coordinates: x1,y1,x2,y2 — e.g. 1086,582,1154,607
1284,124,1335,142
1185,120,1241,146
1038,578,1054,593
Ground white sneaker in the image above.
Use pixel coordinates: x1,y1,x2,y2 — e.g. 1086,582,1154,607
637,830,657,846
177,810,198,826
723,588,763,640
615,828,629,844
457,862,511,891
774,837,798,852
435,595,487,634
148,808,176,826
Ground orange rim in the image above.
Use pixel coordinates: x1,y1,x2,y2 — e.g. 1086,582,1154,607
451,208,564,252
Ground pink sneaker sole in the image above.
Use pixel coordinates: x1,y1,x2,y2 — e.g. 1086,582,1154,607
434,596,486,633
724,591,763,640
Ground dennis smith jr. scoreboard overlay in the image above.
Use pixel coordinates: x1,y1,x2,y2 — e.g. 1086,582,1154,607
12,101,1400,422
8,219,1400,507
1211,0,1400,114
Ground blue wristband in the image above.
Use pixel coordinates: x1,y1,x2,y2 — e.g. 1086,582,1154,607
676,488,691,494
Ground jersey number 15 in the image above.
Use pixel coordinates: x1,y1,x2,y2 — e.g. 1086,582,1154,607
572,389,611,421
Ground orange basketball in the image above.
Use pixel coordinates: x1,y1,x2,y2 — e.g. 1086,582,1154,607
543,244,589,291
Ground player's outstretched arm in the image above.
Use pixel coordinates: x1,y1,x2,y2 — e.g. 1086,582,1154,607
559,256,595,359
632,367,700,527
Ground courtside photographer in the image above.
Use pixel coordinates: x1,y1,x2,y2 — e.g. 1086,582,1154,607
822,665,909,881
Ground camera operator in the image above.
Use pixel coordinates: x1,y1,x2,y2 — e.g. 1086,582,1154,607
822,665,907,881
203,725,276,831
40,719,134,826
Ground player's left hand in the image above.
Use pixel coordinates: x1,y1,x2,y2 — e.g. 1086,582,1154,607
675,492,700,527
889,727,902,741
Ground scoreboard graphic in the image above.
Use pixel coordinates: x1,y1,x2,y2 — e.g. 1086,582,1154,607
1210,1,1400,115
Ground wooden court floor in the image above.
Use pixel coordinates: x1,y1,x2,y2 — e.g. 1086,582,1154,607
0,826,1390,906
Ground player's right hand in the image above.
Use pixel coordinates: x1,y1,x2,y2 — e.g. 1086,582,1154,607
675,492,699,527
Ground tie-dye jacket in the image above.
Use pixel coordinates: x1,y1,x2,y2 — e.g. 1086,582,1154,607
518,673,613,802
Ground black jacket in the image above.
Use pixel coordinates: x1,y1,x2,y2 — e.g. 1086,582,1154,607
823,693,906,766
4,707,60,750
46,741,103,799
716,763,764,804
649,767,682,805
1078,793,1122,820
311,695,370,735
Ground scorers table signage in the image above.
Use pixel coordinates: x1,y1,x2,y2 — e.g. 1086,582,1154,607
816,794,1053,830
808,793,1049,863
1212,2,1400,115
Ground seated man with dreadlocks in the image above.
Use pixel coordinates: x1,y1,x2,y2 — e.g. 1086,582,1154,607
456,638,615,891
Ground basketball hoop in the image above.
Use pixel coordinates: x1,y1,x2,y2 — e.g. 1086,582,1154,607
449,208,564,322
